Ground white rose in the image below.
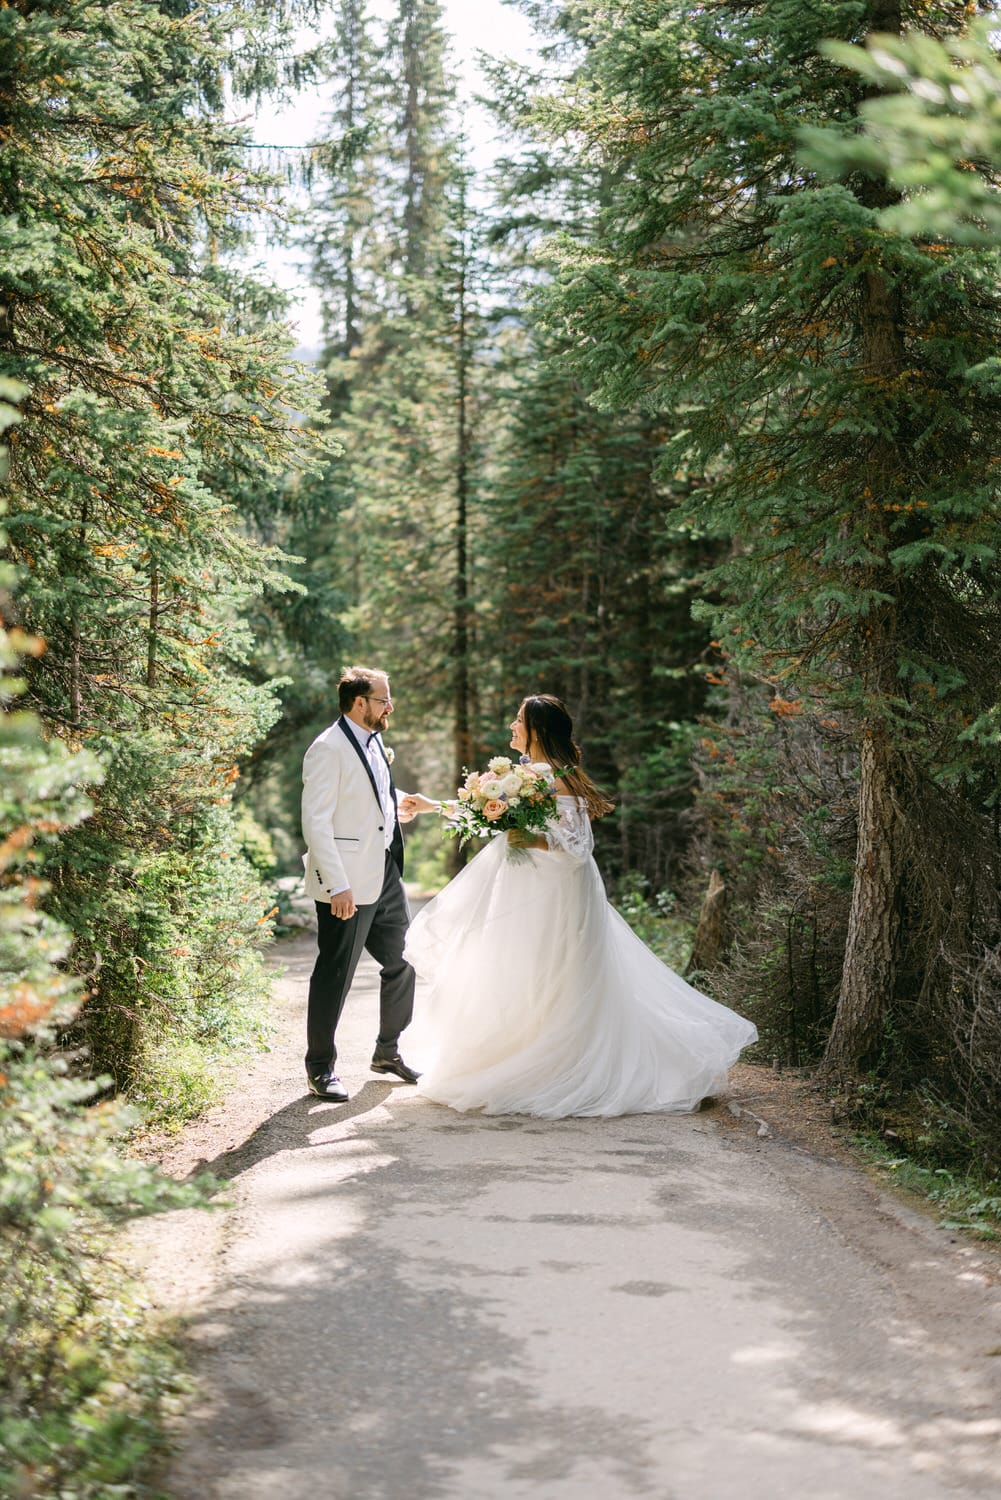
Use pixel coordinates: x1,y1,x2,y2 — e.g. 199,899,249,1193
500,772,523,796
480,777,504,799
488,756,513,774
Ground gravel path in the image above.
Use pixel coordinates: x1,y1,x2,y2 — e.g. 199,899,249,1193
132,927,1001,1499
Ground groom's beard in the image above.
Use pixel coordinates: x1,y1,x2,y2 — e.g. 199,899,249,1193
363,710,390,733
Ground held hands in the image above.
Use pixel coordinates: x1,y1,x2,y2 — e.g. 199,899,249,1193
399,792,439,821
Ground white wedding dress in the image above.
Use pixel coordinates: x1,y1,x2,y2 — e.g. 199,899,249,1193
403,796,758,1118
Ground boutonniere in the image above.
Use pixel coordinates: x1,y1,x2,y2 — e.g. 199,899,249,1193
384,745,395,765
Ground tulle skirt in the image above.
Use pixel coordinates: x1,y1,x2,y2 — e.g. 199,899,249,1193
403,837,757,1118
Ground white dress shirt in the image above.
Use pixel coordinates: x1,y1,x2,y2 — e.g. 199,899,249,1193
344,717,396,851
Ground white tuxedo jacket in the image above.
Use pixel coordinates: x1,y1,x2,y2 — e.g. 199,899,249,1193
301,718,404,906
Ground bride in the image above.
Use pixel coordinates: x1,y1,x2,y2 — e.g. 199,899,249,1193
402,695,757,1118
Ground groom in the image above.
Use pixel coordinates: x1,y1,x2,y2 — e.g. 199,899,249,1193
300,664,422,1101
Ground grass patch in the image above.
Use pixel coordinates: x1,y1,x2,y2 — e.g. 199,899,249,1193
857,1134,1001,1241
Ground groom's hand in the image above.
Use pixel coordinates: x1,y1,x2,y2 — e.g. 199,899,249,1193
330,889,357,920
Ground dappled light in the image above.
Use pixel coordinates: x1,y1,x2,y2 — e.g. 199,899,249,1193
4,0,1001,1494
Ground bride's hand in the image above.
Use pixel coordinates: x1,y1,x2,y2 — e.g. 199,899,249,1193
400,792,439,817
508,827,546,851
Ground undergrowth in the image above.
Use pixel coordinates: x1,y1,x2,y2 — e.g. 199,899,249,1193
0,1046,213,1497
613,875,694,977
857,1135,1001,1241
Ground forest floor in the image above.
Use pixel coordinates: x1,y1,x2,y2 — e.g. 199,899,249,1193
130,913,1001,1500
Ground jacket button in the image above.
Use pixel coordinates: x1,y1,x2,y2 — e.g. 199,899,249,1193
378,825,384,831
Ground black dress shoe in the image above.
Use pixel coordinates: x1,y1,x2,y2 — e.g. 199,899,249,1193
306,1072,349,1102
370,1050,421,1084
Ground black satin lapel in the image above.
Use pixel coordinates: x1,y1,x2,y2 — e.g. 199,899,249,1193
336,717,382,810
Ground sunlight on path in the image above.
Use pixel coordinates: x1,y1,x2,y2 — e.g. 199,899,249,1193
143,931,1001,1500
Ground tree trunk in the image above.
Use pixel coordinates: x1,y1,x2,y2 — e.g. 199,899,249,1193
69,499,88,728
687,869,728,975
146,565,159,689
821,730,902,1076
449,181,472,877
343,0,360,356
821,0,907,1079
400,0,423,310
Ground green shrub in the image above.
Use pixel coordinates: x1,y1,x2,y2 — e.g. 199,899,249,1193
232,804,279,881
0,1043,206,1498
1,514,211,1495
613,874,693,976
52,803,275,1129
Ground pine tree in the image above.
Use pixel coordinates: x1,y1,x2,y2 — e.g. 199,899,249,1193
304,0,474,791
2,378,210,1487
475,346,713,885
1,0,329,1096
309,0,384,382
471,5,719,887
387,0,453,301
534,0,1001,1075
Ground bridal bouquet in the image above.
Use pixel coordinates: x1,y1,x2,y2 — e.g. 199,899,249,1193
440,756,559,849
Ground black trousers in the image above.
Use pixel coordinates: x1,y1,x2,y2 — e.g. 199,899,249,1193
305,850,416,1076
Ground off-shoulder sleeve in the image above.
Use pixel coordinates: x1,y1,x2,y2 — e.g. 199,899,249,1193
545,798,594,862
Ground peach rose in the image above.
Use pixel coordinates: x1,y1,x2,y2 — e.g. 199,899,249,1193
483,798,506,822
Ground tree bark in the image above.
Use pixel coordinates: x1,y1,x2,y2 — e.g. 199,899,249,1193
822,730,902,1076
820,0,906,1080
343,0,361,356
449,180,472,876
146,565,159,689
400,0,423,311
687,869,728,975
69,500,88,728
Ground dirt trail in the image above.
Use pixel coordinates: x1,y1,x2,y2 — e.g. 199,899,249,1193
131,928,1001,1500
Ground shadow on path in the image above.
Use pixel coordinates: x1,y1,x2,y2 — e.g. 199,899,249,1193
189,1080,402,1182
166,1089,1001,1500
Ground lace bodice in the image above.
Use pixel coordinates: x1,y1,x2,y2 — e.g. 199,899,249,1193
544,795,594,862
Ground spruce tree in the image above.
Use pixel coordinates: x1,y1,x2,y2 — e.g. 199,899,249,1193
2,380,211,1488
472,6,718,886
534,0,1001,1075
475,348,713,886
1,0,329,1095
305,0,472,783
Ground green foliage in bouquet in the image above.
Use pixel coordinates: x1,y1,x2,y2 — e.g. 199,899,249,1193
440,757,562,847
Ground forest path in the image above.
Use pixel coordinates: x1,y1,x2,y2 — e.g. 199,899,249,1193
133,925,1001,1500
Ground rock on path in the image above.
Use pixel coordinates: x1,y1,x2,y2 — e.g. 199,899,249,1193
132,929,1001,1500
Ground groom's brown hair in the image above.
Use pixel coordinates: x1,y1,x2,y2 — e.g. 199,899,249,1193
338,664,385,714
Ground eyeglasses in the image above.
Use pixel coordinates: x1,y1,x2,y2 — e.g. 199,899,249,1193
365,696,393,708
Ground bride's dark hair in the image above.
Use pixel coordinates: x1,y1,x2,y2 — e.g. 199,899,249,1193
521,695,614,820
